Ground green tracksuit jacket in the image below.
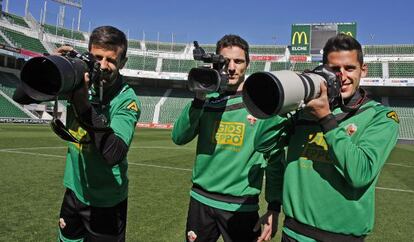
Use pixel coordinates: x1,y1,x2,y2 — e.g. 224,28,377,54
255,98,399,237
64,83,141,207
172,92,284,212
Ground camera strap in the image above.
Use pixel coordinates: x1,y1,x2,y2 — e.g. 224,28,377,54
340,88,369,113
50,97,89,144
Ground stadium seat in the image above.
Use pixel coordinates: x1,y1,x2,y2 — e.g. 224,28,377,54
2,12,30,28
126,55,158,71
0,27,47,54
246,61,266,75
145,41,186,52
366,62,383,78
161,59,198,73
388,62,414,78
270,62,290,71
363,45,414,56
0,94,31,118
250,45,286,55
43,23,85,41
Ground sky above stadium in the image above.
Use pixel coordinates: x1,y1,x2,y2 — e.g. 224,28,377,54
7,0,414,45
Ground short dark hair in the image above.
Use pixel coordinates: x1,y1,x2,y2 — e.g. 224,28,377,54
216,34,250,65
88,26,128,60
322,33,363,65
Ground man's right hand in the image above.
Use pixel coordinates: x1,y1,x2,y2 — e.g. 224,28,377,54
54,45,74,56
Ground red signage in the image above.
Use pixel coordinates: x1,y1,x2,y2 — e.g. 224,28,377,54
137,122,173,129
250,55,280,61
20,49,43,57
289,55,308,62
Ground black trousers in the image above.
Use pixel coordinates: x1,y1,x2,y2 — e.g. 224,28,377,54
58,189,127,242
185,197,260,242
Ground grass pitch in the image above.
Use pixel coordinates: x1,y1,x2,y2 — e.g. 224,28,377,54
0,123,413,241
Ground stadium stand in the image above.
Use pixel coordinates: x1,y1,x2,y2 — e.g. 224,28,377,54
363,45,414,56
0,94,30,118
132,87,167,123
246,61,266,75
292,62,320,72
161,59,198,73
200,44,216,53
250,45,286,55
158,88,192,124
366,62,383,78
128,40,142,49
389,98,414,140
2,12,30,28
0,33,7,44
0,27,47,53
126,55,158,71
0,71,19,97
0,11,413,139
144,41,186,52
270,62,290,71
43,23,85,41
388,62,414,78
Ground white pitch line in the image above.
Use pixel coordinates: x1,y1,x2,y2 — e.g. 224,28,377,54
0,149,66,158
376,187,414,193
129,162,192,171
0,145,194,152
385,163,414,168
1,149,413,194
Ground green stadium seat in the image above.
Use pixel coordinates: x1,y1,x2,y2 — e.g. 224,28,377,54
270,62,290,71
131,87,168,123
292,62,320,72
43,23,85,41
246,61,266,75
158,89,193,124
145,41,186,52
388,62,414,78
2,12,30,28
126,55,158,71
0,94,30,118
161,59,198,73
366,62,383,78
250,45,286,55
363,45,414,56
128,40,142,49
1,27,47,54
200,44,216,53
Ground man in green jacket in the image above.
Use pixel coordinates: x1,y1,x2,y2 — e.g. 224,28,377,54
56,26,141,241
172,34,284,242
255,34,399,241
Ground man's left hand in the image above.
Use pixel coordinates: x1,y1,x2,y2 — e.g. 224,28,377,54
306,82,331,119
254,210,279,242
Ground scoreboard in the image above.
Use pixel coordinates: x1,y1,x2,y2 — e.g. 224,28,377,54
290,23,357,57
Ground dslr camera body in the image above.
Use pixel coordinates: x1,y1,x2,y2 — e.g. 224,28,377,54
14,50,102,104
187,41,229,93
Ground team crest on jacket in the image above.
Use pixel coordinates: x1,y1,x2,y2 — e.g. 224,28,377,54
127,101,139,112
345,123,358,136
246,114,257,125
386,111,399,123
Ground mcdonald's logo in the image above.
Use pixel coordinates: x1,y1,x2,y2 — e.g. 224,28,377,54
292,31,308,45
341,31,354,37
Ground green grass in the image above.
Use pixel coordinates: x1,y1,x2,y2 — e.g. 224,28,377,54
0,123,413,241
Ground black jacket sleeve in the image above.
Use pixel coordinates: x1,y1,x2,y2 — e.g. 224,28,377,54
78,106,128,166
